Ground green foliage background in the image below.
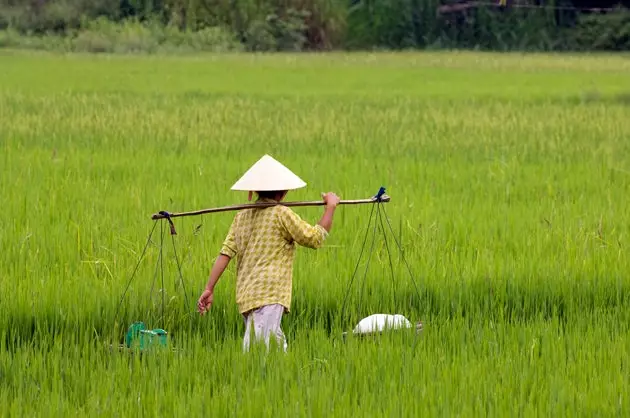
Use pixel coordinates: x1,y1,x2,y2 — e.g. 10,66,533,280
1,0,629,52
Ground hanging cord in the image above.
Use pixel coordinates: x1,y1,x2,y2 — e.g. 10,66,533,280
159,210,194,319
113,221,159,326
171,220,205,336
170,230,192,313
114,214,192,335
147,222,165,324
376,203,398,311
339,202,376,329
337,189,424,348
153,217,191,329
355,203,383,320
371,202,423,352
378,204,424,354
159,220,166,328
379,204,423,301
339,187,390,331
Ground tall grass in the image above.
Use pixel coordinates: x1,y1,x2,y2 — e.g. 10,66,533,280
1,51,630,415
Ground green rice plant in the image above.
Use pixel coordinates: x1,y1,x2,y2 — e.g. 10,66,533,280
1,50,629,416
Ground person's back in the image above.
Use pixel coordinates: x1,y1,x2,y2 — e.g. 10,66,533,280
196,154,340,352
222,200,329,316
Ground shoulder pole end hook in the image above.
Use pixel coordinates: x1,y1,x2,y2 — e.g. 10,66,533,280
159,211,177,235
374,186,387,202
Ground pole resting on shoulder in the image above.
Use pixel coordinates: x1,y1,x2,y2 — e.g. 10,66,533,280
158,211,177,235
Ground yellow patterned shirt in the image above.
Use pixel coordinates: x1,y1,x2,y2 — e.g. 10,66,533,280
219,198,328,314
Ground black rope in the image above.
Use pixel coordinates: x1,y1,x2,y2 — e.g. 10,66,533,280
113,221,159,325
171,231,192,314
148,221,165,325
174,221,205,334
159,219,166,329
339,188,395,331
339,202,376,328
380,203,423,301
152,217,195,329
376,203,398,312
356,203,382,319
338,188,425,344
124,215,195,332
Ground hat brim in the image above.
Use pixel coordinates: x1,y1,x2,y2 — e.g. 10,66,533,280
230,154,307,191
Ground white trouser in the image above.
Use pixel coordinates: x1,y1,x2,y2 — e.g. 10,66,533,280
242,304,288,352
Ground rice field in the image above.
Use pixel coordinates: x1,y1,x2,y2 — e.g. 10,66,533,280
1,50,630,417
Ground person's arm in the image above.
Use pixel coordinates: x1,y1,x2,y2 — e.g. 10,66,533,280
317,192,340,232
204,254,231,293
197,254,231,315
317,206,336,233
198,217,238,315
278,192,340,249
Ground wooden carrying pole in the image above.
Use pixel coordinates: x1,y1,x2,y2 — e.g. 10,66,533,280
151,194,390,221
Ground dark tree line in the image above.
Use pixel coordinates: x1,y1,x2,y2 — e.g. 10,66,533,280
1,0,628,51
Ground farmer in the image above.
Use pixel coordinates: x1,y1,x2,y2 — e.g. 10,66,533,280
197,154,340,352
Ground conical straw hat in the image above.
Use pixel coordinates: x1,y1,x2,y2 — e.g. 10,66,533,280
231,154,307,192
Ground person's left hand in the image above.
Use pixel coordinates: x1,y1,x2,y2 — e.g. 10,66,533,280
197,289,214,315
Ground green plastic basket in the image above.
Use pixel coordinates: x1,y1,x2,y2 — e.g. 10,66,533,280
125,321,168,350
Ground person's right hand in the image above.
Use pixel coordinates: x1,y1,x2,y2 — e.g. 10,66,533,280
197,289,214,315
322,192,341,208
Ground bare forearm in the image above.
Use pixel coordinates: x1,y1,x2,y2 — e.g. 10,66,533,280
205,254,231,292
317,206,337,232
